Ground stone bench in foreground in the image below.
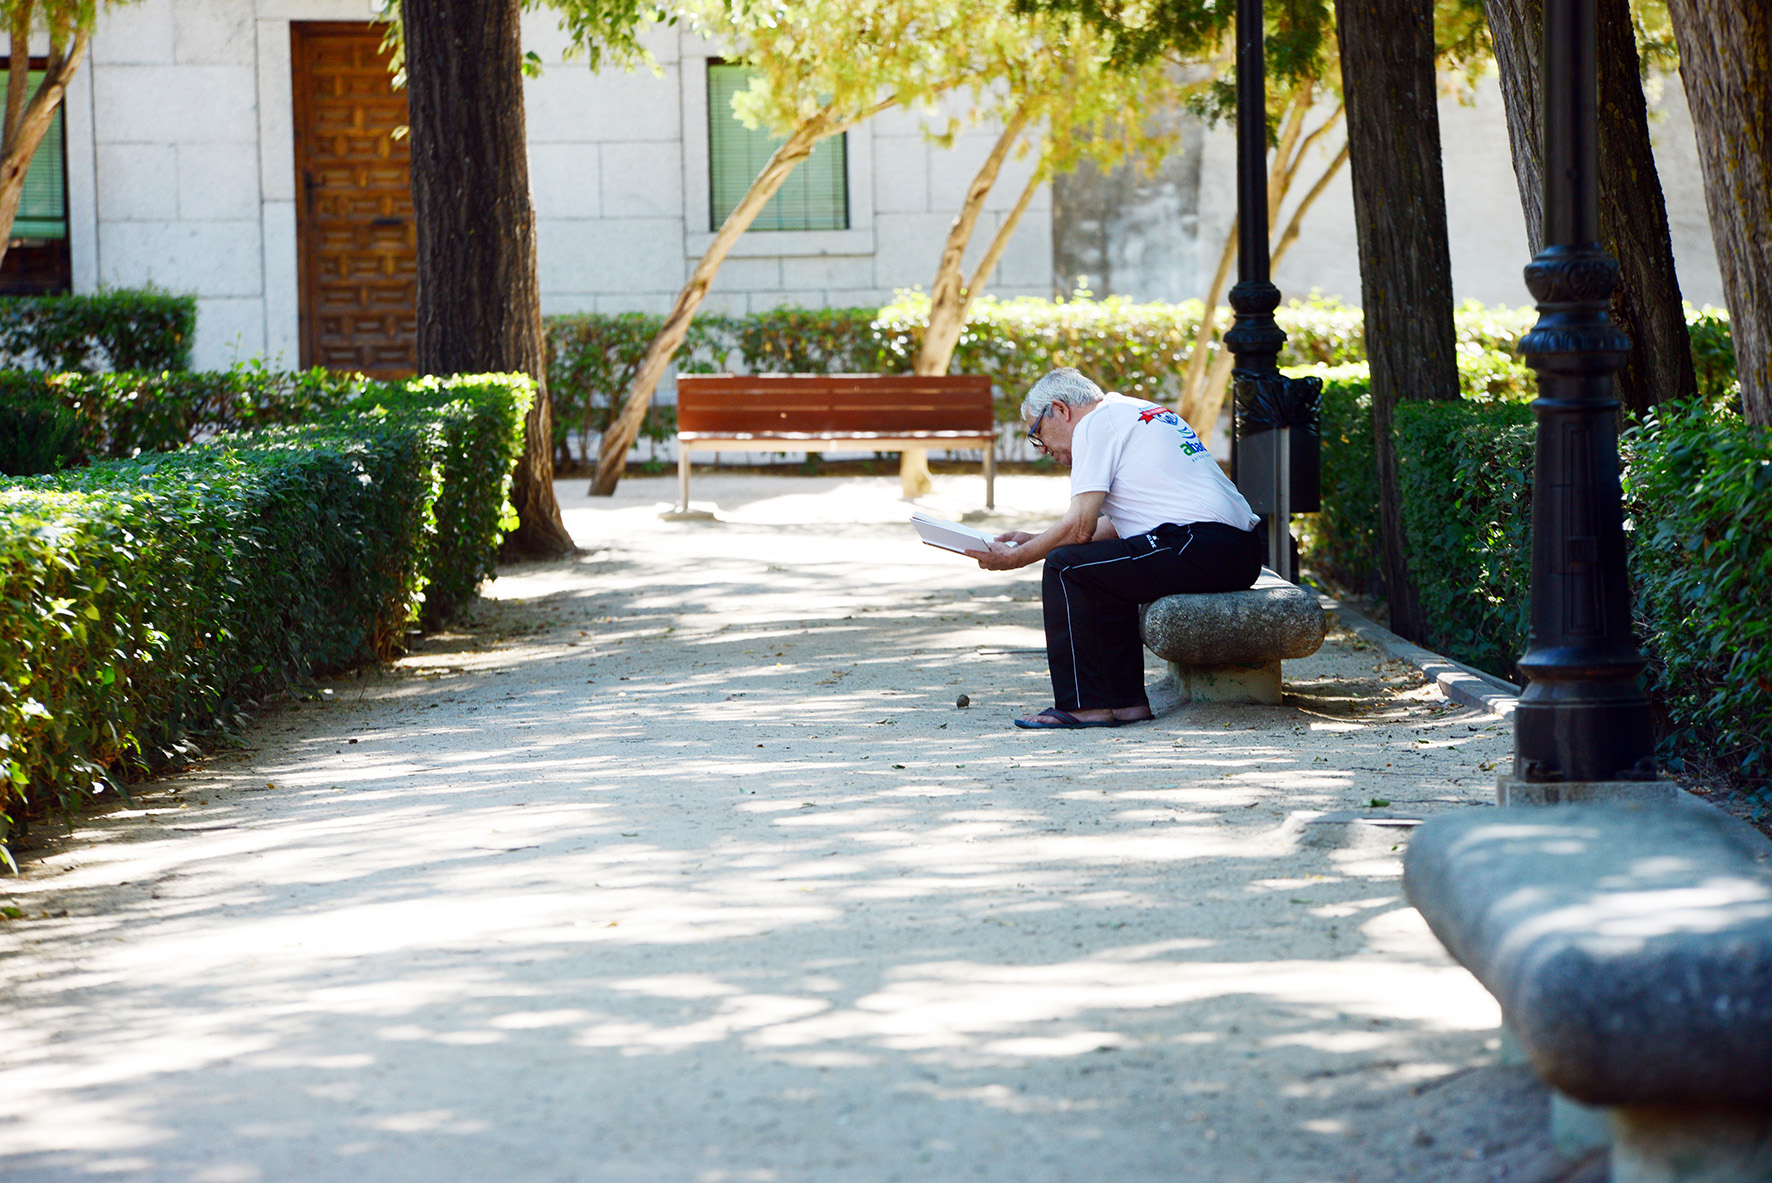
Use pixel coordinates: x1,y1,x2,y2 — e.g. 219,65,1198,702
1404,800,1772,1182
1139,568,1327,704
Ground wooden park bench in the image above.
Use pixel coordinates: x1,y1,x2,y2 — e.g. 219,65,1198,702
673,374,997,513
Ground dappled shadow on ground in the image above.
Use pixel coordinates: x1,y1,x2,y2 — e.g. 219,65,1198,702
0,476,1573,1182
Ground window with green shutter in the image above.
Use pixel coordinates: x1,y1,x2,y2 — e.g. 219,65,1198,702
0,66,70,295
2,69,67,242
707,61,847,233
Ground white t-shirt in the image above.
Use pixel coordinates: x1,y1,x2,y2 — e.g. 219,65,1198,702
1068,394,1258,537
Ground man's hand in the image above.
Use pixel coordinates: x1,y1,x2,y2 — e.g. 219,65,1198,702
967,539,1025,571
969,494,1108,573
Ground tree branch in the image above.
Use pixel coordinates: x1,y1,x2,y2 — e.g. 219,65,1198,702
962,161,1040,313
1271,138,1349,271
590,106,845,494
6,2,32,158
915,102,1030,375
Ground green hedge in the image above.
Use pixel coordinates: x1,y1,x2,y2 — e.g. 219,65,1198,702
1624,399,1772,781
546,313,727,467
0,289,197,373
0,366,365,472
0,373,530,862
1308,382,1767,788
1394,398,1536,680
540,295,1544,458
1298,364,1381,595
0,393,84,476
1686,304,1738,408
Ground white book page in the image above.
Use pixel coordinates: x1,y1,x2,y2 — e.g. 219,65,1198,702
909,512,997,555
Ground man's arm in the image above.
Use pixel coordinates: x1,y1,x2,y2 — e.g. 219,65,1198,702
969,491,1107,571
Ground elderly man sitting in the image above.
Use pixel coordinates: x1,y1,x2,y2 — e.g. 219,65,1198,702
969,368,1263,729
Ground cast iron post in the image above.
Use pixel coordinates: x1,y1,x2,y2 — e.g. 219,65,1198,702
1224,0,1285,394
1510,0,1659,786
1224,0,1320,580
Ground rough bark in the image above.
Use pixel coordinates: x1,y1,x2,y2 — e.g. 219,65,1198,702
1334,0,1459,644
0,4,89,270
403,0,573,556
903,106,1034,497
1665,0,1772,424
1484,0,1696,419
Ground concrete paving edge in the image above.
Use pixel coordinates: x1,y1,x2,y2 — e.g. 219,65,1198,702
1318,595,1521,718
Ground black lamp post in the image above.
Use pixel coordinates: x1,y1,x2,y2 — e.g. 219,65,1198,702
1224,0,1320,581
1508,0,1663,792
1224,0,1286,385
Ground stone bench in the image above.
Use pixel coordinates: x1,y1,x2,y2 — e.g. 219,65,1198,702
1138,568,1327,705
1404,799,1772,1182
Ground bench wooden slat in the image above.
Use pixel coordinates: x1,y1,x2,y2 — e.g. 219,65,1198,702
676,374,994,436
670,373,997,513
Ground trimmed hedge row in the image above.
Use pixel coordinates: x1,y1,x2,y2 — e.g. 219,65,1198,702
1394,398,1535,681
1624,401,1772,781
0,290,197,374
541,302,1734,462
546,313,725,465
0,366,364,474
1304,366,1768,786
541,295,1548,460
0,374,531,862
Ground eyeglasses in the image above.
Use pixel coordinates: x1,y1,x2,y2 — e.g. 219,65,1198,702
1027,405,1052,454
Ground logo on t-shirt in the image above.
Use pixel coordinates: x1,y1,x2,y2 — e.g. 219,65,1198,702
1136,405,1206,456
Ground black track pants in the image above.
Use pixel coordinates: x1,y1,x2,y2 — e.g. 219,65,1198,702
1042,521,1263,711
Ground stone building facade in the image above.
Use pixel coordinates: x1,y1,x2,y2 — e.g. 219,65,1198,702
8,0,1725,373
29,0,1050,371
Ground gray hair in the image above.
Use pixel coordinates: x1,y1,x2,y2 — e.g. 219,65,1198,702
1021,367,1105,422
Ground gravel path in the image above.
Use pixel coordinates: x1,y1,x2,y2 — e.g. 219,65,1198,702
0,474,1595,1182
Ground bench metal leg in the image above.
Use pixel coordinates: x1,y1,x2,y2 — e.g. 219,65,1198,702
984,444,995,511
678,445,691,513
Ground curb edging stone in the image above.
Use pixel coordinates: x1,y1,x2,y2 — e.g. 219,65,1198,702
1318,595,1521,718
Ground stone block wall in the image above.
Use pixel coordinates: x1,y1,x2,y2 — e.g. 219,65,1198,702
52,0,1055,371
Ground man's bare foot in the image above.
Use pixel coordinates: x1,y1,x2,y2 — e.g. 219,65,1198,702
1113,706,1154,723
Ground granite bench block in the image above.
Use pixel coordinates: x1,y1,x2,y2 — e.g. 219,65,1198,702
1139,569,1327,667
1403,799,1772,1109
1139,570,1326,704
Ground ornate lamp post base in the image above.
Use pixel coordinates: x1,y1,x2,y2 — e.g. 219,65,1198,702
1495,775,1677,807
1505,0,1672,803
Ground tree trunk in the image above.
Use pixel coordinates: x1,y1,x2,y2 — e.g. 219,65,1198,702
589,114,833,496
402,0,573,557
1665,0,1772,424
904,106,1031,498
916,108,1030,377
0,12,89,271
1484,0,1696,419
1484,0,1544,251
1334,0,1459,644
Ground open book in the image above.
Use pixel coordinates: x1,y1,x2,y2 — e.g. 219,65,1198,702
910,510,998,555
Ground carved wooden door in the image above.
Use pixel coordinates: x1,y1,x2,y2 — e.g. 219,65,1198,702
291,22,417,377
